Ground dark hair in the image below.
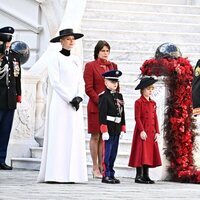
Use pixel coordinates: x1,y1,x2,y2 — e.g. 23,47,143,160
94,40,111,60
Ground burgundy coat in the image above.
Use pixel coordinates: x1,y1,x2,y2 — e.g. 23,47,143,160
83,58,117,133
128,95,162,168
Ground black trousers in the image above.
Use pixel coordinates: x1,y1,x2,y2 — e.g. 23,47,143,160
0,110,15,163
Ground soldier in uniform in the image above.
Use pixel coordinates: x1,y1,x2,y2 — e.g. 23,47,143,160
99,69,126,184
0,26,21,170
192,59,200,115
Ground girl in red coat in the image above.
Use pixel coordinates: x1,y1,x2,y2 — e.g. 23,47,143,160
128,77,162,184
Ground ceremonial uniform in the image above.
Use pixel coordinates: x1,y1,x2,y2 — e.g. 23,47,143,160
99,70,125,184
192,59,200,115
0,26,21,169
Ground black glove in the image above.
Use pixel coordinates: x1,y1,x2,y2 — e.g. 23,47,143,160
70,96,83,111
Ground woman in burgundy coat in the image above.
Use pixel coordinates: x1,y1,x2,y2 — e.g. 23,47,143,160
83,40,118,178
128,77,162,184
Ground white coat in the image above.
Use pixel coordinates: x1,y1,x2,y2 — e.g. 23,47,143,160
37,52,88,183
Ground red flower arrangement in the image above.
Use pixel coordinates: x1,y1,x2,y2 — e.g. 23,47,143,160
140,57,200,183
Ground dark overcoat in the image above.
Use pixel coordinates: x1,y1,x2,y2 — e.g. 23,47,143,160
0,51,21,110
192,59,200,109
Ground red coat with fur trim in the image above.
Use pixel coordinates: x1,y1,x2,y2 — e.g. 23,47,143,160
128,95,162,168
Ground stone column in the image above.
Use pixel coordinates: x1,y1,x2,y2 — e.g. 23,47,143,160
34,77,48,147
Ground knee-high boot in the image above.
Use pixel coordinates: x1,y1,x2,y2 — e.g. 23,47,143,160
135,167,146,183
143,165,155,184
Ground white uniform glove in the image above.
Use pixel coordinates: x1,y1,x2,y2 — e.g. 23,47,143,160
120,132,125,139
102,132,109,141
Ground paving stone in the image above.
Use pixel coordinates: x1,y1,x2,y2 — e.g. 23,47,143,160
0,170,200,200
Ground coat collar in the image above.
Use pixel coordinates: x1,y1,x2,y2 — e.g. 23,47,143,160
140,95,153,103
93,58,114,78
96,58,112,66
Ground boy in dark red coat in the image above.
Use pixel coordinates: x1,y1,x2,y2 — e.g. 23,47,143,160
128,77,161,184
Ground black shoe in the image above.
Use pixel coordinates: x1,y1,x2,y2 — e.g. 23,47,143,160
135,176,148,184
111,177,120,184
0,163,12,170
143,176,155,184
102,176,115,184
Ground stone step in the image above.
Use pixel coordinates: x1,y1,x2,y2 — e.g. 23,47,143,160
84,92,139,106
83,38,200,53
12,156,135,178
85,138,133,152
86,149,131,166
30,137,133,160
87,0,200,14
85,129,136,140
82,104,135,119
82,104,159,119
83,48,199,64
83,116,135,132
89,0,188,5
88,162,136,178
84,59,196,73
83,49,153,63
11,157,163,179
84,8,200,24
84,82,138,94
83,60,144,73
11,157,135,177
30,147,42,159
82,28,200,44
11,158,41,170
82,18,200,33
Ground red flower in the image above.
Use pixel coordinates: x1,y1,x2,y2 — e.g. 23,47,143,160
140,57,197,183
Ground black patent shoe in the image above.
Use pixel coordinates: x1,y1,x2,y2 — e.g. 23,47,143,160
102,176,115,184
144,176,155,184
0,163,12,170
135,176,148,184
111,177,120,184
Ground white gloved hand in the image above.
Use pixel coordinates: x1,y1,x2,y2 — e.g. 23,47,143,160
120,132,125,139
102,132,109,141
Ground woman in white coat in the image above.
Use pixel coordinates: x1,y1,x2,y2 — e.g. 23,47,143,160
37,29,88,183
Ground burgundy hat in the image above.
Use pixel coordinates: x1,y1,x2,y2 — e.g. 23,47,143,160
50,28,84,43
135,77,157,90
